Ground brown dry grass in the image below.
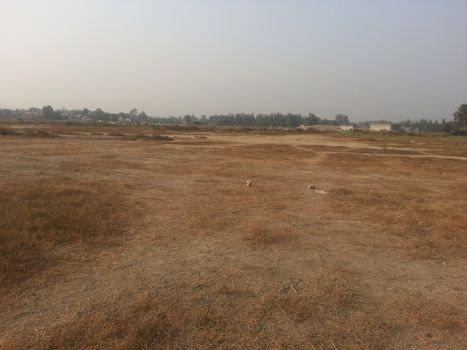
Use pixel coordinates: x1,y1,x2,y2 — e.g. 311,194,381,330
0,181,133,287
324,154,467,259
0,124,466,349
6,265,465,349
0,266,381,349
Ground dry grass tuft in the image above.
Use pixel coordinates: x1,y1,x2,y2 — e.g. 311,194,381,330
383,293,467,348
150,134,174,141
388,293,464,330
0,181,133,286
256,265,358,321
122,133,174,141
242,222,297,246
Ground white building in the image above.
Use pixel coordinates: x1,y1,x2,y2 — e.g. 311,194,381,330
370,122,392,132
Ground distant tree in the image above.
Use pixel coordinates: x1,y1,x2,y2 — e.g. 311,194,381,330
183,114,197,124
335,114,350,124
129,108,138,118
82,108,89,116
42,105,67,120
42,105,55,119
309,113,320,124
454,104,467,126
93,108,108,121
137,111,148,120
302,113,320,125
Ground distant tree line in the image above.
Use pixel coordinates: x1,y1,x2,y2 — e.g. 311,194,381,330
1,104,466,134
0,107,350,128
389,105,467,134
392,119,456,133
0,106,153,123
197,113,347,128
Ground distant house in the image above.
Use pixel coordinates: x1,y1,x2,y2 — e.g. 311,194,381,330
338,125,354,131
370,122,392,132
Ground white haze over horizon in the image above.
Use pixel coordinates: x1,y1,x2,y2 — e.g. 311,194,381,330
1,0,466,121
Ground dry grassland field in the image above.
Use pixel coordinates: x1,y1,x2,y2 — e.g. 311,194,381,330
0,123,466,349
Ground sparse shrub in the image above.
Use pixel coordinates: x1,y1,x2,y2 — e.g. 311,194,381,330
122,133,173,141
150,134,174,141
0,127,17,135
108,132,124,137
24,129,57,138
0,127,57,138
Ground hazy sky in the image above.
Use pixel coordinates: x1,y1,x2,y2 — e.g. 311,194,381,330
1,0,466,120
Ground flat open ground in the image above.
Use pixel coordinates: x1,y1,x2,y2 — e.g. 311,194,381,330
1,124,466,349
